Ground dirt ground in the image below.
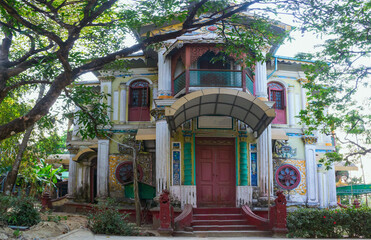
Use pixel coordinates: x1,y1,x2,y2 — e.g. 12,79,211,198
0,212,89,240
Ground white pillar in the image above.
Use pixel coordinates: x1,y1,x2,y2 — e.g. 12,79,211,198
97,139,109,198
67,154,77,198
288,85,295,127
317,166,328,208
120,84,127,123
100,79,112,120
258,128,272,196
327,163,337,207
157,49,172,98
155,116,170,195
300,82,307,110
304,136,319,207
254,56,268,98
152,83,158,109
295,93,301,125
113,91,119,121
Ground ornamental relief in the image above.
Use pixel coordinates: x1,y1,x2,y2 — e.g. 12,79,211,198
302,136,318,145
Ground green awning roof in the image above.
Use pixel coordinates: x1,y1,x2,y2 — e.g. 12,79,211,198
337,184,371,196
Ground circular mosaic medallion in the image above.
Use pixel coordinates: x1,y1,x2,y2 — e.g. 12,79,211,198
275,164,301,190
115,161,143,185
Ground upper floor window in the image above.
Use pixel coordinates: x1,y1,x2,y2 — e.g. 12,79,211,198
268,82,286,124
197,51,231,70
128,80,150,121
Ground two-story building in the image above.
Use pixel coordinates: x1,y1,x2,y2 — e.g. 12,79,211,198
67,18,337,211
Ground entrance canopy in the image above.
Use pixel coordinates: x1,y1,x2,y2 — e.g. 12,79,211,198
165,88,276,137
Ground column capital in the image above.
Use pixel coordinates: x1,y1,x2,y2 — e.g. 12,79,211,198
302,136,318,145
151,108,166,121
120,83,128,89
288,84,295,92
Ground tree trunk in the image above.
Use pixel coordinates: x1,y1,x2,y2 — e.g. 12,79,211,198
3,84,45,195
133,145,142,226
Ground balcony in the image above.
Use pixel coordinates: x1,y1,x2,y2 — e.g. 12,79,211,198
173,69,254,96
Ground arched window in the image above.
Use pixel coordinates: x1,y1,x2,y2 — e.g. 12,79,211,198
128,80,150,121
268,82,286,124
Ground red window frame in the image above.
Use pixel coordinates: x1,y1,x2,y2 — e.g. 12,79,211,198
128,80,150,121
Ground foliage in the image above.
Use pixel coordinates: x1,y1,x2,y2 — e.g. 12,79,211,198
87,199,139,236
62,85,112,140
0,0,292,141
290,0,371,165
287,207,371,238
0,195,40,227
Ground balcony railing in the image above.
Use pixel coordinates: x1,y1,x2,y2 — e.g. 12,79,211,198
174,71,186,95
173,69,254,96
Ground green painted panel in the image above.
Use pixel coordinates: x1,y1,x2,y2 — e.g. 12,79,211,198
337,184,371,195
239,141,248,186
184,142,192,185
124,182,156,199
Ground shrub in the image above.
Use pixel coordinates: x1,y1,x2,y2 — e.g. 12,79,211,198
0,195,40,227
87,199,139,236
287,207,371,238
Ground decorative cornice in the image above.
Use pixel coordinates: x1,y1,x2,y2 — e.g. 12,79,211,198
98,76,114,82
302,136,318,145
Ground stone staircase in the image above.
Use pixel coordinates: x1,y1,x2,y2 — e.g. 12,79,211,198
174,207,272,237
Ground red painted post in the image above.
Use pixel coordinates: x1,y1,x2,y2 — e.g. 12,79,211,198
158,190,174,235
242,69,246,92
271,191,288,235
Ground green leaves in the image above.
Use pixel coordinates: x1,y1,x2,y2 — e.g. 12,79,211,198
62,84,112,140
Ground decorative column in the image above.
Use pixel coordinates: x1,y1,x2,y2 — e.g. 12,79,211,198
303,136,319,207
255,56,274,199
298,79,308,111
258,129,269,197
119,84,127,123
287,85,295,127
99,77,112,120
97,139,109,199
151,109,170,195
327,163,337,208
67,150,78,200
239,138,248,186
157,49,172,98
183,134,193,185
254,56,268,99
317,165,328,208
113,90,119,121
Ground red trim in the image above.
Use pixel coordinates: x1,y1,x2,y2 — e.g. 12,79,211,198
275,164,301,190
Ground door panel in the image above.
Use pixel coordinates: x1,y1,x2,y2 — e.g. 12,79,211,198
196,139,235,207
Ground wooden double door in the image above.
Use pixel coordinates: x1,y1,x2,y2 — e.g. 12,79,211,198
196,138,236,207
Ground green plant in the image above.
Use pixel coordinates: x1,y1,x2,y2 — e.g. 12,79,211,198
87,199,138,236
287,207,371,238
13,229,22,237
0,196,40,227
47,215,67,223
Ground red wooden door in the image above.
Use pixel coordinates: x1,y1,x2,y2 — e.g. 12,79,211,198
196,139,235,207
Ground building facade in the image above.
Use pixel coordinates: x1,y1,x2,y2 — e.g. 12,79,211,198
67,21,337,210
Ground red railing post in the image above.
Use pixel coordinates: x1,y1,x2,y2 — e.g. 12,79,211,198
271,191,288,235
158,190,174,235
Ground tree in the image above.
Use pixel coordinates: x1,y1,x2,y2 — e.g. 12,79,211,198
0,0,287,141
288,0,370,166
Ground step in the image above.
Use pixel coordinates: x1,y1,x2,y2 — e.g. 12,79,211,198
193,207,241,214
191,219,249,226
193,213,244,220
174,230,271,237
192,225,258,231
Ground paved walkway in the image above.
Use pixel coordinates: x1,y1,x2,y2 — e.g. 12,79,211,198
53,229,290,240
